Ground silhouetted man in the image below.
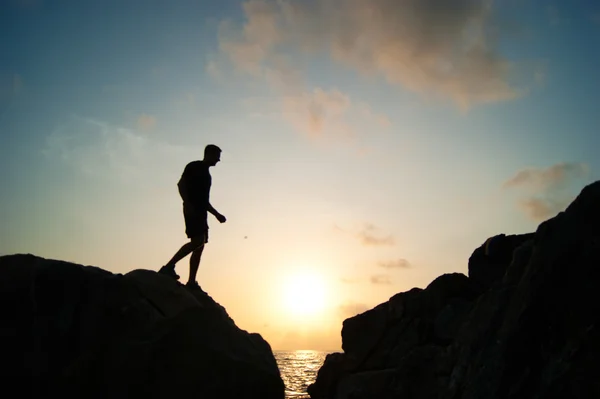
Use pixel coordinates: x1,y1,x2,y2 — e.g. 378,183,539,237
159,144,226,287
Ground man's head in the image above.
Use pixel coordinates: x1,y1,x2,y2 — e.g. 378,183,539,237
203,144,222,166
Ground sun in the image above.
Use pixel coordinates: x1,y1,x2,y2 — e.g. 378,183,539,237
283,272,326,316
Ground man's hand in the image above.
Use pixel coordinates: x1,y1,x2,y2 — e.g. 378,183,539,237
216,213,227,223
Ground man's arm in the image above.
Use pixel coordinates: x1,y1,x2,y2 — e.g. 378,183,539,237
178,179,191,203
207,202,226,223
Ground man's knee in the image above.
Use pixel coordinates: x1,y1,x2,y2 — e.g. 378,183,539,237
190,236,205,250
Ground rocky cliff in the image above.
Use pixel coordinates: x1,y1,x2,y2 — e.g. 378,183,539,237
308,180,600,399
0,256,285,399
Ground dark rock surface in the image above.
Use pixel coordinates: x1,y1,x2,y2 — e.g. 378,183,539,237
468,232,535,291
309,180,600,399
0,255,285,399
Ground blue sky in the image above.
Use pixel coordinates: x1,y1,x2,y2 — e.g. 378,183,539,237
1,0,599,350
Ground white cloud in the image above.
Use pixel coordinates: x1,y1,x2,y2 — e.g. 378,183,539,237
212,0,392,141
44,116,197,184
214,0,530,113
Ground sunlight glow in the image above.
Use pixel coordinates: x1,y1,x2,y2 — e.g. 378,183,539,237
283,272,326,316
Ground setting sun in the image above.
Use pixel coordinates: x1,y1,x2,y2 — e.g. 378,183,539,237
283,272,326,316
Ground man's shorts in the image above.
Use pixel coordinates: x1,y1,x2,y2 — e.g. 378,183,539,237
183,203,209,242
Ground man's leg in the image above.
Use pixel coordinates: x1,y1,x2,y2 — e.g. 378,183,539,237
188,244,205,284
165,238,203,267
160,237,204,277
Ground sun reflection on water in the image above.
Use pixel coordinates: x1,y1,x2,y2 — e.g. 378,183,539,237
274,350,330,398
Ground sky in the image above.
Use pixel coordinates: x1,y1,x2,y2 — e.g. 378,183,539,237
1,0,599,351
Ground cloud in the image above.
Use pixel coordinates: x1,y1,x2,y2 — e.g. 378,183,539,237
518,197,571,221
504,162,590,221
335,222,396,246
137,114,157,130
44,116,196,184
281,88,350,139
213,0,393,141
215,0,530,113
205,60,224,81
370,274,392,285
338,303,370,318
340,277,361,284
378,258,411,269
503,163,588,191
357,223,395,247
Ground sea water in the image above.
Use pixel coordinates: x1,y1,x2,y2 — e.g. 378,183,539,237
274,350,331,398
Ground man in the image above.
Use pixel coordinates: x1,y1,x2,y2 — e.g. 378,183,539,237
159,144,226,287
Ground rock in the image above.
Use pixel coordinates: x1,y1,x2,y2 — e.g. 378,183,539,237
0,255,284,399
453,180,600,399
335,345,454,399
468,232,535,291
309,180,600,399
434,298,472,344
307,352,347,399
309,273,480,398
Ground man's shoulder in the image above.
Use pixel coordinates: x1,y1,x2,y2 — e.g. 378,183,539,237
184,160,207,173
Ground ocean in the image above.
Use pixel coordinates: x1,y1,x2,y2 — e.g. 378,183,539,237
274,350,331,398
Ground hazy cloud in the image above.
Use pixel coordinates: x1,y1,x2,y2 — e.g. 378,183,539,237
205,60,224,81
518,197,571,221
370,274,392,285
338,303,370,318
503,163,588,191
213,0,393,141
215,0,531,113
137,114,157,130
378,258,411,269
44,116,196,184
504,162,590,221
334,223,396,246
357,223,395,247
340,277,361,284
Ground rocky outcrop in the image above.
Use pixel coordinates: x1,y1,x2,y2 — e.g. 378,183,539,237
468,232,535,291
0,256,285,399
309,180,600,399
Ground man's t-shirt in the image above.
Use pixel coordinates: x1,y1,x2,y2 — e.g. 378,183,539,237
178,161,211,212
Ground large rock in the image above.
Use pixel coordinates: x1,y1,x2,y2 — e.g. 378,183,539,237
468,232,535,291
309,180,600,399
308,274,481,399
0,255,285,399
